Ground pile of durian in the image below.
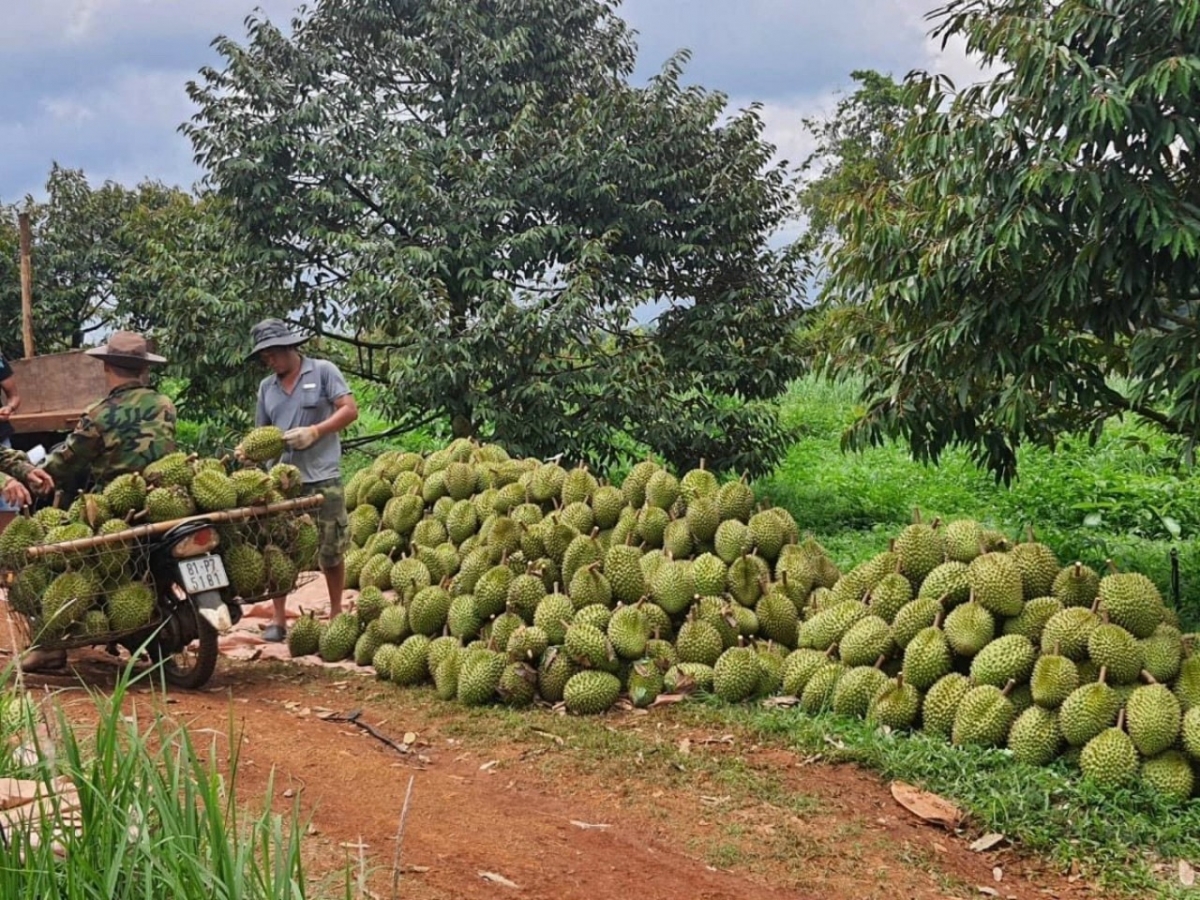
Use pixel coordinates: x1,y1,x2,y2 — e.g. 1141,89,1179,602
0,440,317,645
289,437,1200,803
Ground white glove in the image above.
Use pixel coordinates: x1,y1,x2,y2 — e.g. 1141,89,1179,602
283,426,321,451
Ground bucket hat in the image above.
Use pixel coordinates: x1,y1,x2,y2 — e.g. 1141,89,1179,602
247,318,309,360
84,331,167,367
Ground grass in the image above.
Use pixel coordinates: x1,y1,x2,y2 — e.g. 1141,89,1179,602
0,660,344,900
761,375,1200,626
162,371,1200,895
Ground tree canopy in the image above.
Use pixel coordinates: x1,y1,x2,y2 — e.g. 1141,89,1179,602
0,166,181,360
815,0,1200,483
175,0,806,475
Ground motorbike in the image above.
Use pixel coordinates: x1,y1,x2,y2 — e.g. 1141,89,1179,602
21,515,244,690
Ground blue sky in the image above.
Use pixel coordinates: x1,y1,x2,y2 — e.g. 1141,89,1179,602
0,0,983,203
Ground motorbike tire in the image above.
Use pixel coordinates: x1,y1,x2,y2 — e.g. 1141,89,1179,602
154,604,219,690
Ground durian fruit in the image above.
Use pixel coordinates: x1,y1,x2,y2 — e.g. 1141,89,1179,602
269,462,304,498
893,509,945,586
287,610,321,657
145,486,196,523
319,612,361,662
1030,648,1079,709
627,659,665,708
1096,569,1165,640
263,545,298,595
1007,704,1062,765
102,473,148,517
966,552,1024,618
67,493,111,529
38,570,101,636
712,644,761,703
191,468,238,512
1123,680,1182,758
922,672,972,739
456,648,505,705
225,543,266,597
1052,561,1101,608
144,452,194,488
952,681,1017,747
8,565,51,617
563,670,621,715
1008,532,1059,600
831,663,889,719
230,468,273,506
969,634,1037,688
867,673,922,729
1140,750,1195,802
240,426,287,463
1079,709,1139,787
78,608,112,637
0,516,44,570
105,580,155,632
1058,669,1121,747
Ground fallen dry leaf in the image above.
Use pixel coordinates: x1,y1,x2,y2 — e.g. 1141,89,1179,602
479,760,499,772
970,833,1007,852
479,871,519,888
570,820,611,830
1180,859,1196,887
678,738,691,755
889,781,966,830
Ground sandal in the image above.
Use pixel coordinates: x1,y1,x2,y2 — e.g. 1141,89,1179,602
262,624,287,643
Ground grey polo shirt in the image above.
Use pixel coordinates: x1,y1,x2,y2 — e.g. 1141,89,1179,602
254,356,351,484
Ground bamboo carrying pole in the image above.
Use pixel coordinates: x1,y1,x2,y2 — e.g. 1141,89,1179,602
17,212,34,358
25,494,326,560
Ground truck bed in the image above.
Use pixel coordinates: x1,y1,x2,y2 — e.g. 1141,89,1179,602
6,350,108,435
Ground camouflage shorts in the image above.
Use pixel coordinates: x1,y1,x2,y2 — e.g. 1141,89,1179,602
303,479,349,570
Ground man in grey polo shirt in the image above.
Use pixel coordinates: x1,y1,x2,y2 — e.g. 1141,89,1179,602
239,319,359,642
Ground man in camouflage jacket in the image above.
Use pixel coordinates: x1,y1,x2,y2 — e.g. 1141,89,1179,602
40,331,177,495
18,332,174,673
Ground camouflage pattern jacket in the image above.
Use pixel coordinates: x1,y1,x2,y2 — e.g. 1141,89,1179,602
40,383,178,491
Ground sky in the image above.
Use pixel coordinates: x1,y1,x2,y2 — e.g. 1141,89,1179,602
0,0,986,204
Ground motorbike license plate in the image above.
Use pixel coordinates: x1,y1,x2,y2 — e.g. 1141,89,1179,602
178,555,230,593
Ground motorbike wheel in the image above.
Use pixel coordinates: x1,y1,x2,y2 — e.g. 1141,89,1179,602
154,603,219,690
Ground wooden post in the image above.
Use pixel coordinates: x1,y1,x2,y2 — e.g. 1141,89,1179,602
17,212,34,358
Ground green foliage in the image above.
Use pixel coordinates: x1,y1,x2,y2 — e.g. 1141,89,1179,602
0,165,182,359
177,0,805,477
816,0,1200,483
0,660,336,899
714,700,1200,895
759,375,1200,624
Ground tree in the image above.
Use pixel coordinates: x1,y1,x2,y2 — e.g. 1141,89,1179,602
0,165,182,360
796,69,911,257
180,0,806,475
818,0,1200,483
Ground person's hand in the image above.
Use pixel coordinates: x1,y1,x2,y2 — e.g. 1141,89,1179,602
0,406,13,421
0,476,31,508
283,426,320,451
26,468,53,495
233,442,250,465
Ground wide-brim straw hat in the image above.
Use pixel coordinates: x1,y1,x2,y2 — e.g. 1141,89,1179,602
84,331,167,367
247,318,309,360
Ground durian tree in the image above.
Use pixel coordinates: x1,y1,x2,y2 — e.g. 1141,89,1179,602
813,0,1200,484
178,0,806,477
0,165,182,359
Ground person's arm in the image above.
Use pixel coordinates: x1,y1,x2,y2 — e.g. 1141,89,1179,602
42,412,104,483
0,375,20,421
282,364,358,449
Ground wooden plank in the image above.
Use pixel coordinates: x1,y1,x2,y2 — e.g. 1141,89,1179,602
5,352,107,431
6,411,84,433
25,494,326,559
17,213,34,358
